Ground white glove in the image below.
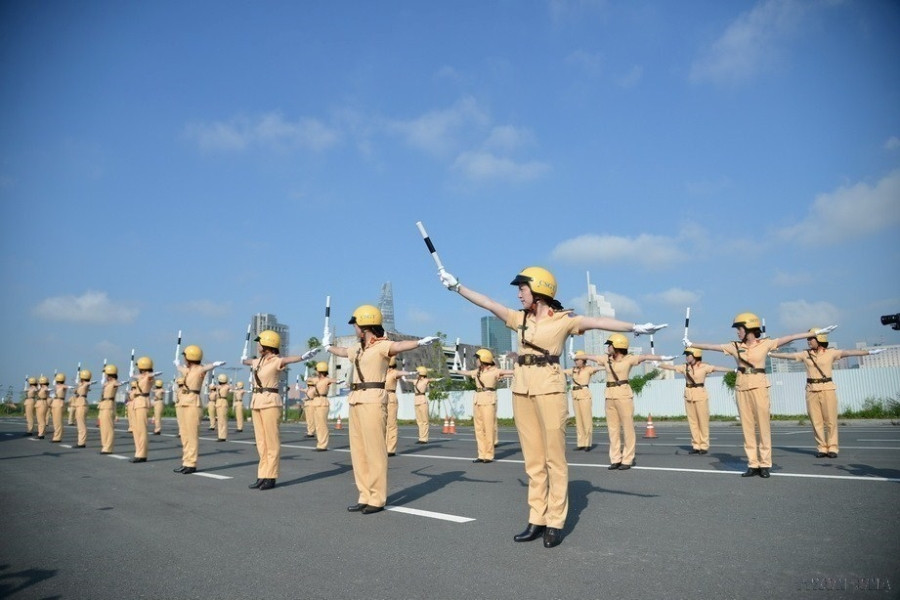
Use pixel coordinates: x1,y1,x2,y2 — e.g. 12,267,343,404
240,350,248,361
868,349,885,355
322,330,333,349
417,336,441,346
568,351,576,360
632,322,668,336
656,355,676,361
212,361,226,368
173,359,180,368
815,325,837,335
438,269,460,292
682,336,692,348
300,348,319,361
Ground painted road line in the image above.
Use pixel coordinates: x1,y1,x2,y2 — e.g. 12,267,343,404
61,444,72,448
193,472,232,480
386,505,475,523
858,439,900,442
109,454,129,460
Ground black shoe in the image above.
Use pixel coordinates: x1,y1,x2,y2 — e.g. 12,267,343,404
741,468,760,477
617,464,632,470
37,436,45,439
51,440,61,443
699,450,708,454
315,448,328,452
416,440,428,444
608,463,621,470
258,479,275,490
573,446,584,451
76,445,86,448
543,527,563,548
100,451,112,455
688,449,701,455
513,524,546,542
347,503,368,512
827,452,838,459
482,459,493,463
181,467,197,474
236,429,243,432
584,445,592,452
217,439,226,442
153,432,161,435
305,434,316,438
174,466,186,473
249,479,263,489
388,452,396,457
472,458,484,463
24,432,32,437
129,457,147,463
815,452,828,458
361,505,384,514
759,468,771,478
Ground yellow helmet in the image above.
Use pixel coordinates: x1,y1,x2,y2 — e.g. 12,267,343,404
27,377,36,385
235,381,244,389
183,345,203,362
475,349,495,364
155,379,163,388
807,327,828,343
55,373,66,383
217,374,228,383
416,366,428,376
137,356,153,370
684,347,702,359
176,377,185,385
316,361,328,373
79,369,92,381
389,357,397,368
510,266,557,299
573,350,587,361
104,364,118,376
38,375,49,385
605,333,629,350
349,304,382,326
255,330,281,350
732,312,761,330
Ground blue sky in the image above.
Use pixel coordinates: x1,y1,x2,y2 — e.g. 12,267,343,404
2,0,899,389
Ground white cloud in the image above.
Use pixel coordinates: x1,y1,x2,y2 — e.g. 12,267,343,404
452,151,550,183
777,169,900,244
385,96,488,157
565,50,604,77
772,270,813,286
407,307,433,324
173,300,232,319
185,112,340,152
95,340,122,358
649,287,701,307
616,65,643,89
689,0,807,86
434,65,463,84
551,233,687,268
885,136,900,151
778,299,840,332
483,126,536,153
33,291,138,324
601,291,641,318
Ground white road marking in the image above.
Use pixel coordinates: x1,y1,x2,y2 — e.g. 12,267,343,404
109,454,129,460
386,505,475,523
61,444,72,448
193,472,232,480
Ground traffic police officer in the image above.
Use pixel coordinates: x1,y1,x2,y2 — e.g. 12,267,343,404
215,374,231,441
173,345,225,474
564,350,599,451
50,373,67,443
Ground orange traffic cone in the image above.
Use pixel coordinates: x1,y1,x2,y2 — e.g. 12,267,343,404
442,417,450,434
335,416,343,430
449,417,456,434
643,413,658,439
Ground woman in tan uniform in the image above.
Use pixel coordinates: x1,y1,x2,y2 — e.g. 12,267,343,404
99,365,125,453
563,351,600,451
657,348,731,455
71,370,94,448
128,356,159,463
411,367,436,444
35,376,50,439
174,345,225,474
437,265,665,547
323,304,438,514
685,313,832,478
23,377,37,436
306,362,338,451
233,381,246,432
385,358,413,457
173,376,185,439
769,328,878,459
152,380,165,435
50,373,68,443
215,374,231,441
452,349,512,463
206,383,218,431
241,330,314,490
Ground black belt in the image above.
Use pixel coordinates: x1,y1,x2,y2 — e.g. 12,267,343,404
807,377,832,384
351,383,385,391
517,354,560,366
737,367,766,374
186,389,201,394
74,395,86,399
136,393,149,397
606,381,630,388
479,388,496,392
572,384,586,390
685,383,705,388
100,398,115,402
253,387,279,393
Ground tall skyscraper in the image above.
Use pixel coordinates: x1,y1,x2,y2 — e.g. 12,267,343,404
583,271,616,357
248,313,291,394
378,281,396,332
481,315,514,355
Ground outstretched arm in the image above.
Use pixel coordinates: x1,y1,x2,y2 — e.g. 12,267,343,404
455,284,511,323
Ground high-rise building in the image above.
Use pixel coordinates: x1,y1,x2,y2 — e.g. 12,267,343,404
583,272,616,358
378,281,396,332
481,315,514,355
248,313,291,394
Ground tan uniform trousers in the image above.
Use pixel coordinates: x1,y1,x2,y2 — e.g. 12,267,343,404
304,401,315,436
349,402,388,507
385,393,399,454
512,392,568,529
234,401,244,431
685,397,710,451
51,400,65,442
68,404,75,425
313,402,329,450
98,401,116,452
131,404,148,458
178,403,200,467
216,400,229,440
207,402,216,429
126,402,134,431
253,407,281,479
153,401,164,433
737,387,772,468
414,398,429,442
571,389,593,448
473,403,496,461
807,388,838,454
495,413,499,446
24,399,35,434
175,404,183,439
74,406,88,446
35,401,49,437
605,397,636,465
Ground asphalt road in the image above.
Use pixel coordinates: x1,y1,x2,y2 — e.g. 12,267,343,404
1,417,898,600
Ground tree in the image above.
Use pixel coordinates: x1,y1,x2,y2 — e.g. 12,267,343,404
629,369,660,396
306,336,320,371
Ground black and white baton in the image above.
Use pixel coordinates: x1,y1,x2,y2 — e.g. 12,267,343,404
415,221,446,272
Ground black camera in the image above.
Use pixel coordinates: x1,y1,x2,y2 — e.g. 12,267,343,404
881,314,900,331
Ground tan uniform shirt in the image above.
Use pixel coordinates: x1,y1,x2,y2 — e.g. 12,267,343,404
672,363,716,401
780,348,841,392
217,384,231,406
385,369,403,393
153,388,164,403
602,355,642,399
459,367,501,405
566,365,598,400
71,382,90,407
133,376,151,409
413,378,430,405
347,339,391,405
233,389,245,406
504,309,583,396
721,339,777,391
54,383,68,403
101,382,118,402
180,367,205,407
250,354,284,409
